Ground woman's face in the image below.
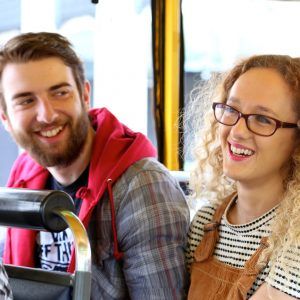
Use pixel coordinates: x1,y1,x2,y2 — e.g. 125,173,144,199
220,67,299,185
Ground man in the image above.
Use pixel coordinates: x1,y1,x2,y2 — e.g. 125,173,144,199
0,32,189,299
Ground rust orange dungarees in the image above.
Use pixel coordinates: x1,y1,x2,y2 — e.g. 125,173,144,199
188,196,268,300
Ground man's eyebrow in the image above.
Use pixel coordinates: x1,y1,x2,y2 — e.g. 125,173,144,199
12,91,33,100
11,83,72,100
49,82,72,91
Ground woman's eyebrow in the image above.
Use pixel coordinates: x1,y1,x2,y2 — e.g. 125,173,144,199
226,96,240,104
227,96,278,117
254,105,278,117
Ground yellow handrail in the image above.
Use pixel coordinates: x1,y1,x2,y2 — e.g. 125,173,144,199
164,0,181,170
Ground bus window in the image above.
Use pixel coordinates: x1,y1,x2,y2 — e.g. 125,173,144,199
0,0,154,185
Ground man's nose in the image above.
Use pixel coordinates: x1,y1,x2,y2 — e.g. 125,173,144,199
36,97,59,124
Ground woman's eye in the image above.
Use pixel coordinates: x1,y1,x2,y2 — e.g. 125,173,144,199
255,115,272,124
224,106,236,115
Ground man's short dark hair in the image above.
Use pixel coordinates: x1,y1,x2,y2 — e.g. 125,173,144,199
0,32,86,112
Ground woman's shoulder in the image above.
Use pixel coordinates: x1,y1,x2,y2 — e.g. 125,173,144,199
191,202,216,230
189,203,217,243
185,202,217,268
265,247,300,299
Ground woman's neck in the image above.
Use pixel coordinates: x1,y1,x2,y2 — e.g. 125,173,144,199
227,179,284,225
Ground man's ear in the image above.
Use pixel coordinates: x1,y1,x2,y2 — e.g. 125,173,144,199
0,111,10,132
296,120,300,146
82,81,91,111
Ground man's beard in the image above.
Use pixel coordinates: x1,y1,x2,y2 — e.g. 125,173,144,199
10,111,91,168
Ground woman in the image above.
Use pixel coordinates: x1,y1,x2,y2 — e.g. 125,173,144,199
185,55,300,299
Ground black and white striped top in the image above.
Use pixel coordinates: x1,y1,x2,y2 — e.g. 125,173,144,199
185,198,300,299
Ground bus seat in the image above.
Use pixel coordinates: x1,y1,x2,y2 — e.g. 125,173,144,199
6,265,72,300
0,188,91,300
170,170,190,195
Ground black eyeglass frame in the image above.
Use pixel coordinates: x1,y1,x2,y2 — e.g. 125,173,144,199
212,102,299,137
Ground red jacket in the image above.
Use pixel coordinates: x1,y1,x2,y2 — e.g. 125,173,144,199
3,108,156,273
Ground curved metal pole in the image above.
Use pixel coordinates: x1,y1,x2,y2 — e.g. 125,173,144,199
55,209,92,300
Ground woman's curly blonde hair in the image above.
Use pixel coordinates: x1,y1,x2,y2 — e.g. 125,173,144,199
185,54,300,276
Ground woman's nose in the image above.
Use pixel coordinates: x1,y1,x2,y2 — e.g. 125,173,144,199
230,117,252,138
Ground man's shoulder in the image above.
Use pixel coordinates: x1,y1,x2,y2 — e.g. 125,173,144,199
12,151,41,171
14,151,34,164
8,152,45,185
128,157,168,171
112,157,187,206
122,157,176,184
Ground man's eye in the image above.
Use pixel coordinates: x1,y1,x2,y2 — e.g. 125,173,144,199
19,98,34,106
54,90,70,97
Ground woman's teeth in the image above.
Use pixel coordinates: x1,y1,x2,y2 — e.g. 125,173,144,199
230,145,254,156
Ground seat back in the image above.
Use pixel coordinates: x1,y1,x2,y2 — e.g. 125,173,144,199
6,265,72,300
170,170,190,195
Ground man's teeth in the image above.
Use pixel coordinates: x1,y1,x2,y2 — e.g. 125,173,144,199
40,126,63,137
230,145,254,156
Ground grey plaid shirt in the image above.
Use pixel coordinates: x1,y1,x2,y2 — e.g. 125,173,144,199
88,158,190,299
0,264,12,300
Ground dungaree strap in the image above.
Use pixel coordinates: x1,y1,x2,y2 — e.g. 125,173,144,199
244,236,269,275
235,236,269,296
194,194,236,262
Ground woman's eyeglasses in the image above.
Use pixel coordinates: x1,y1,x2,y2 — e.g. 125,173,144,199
212,102,299,137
